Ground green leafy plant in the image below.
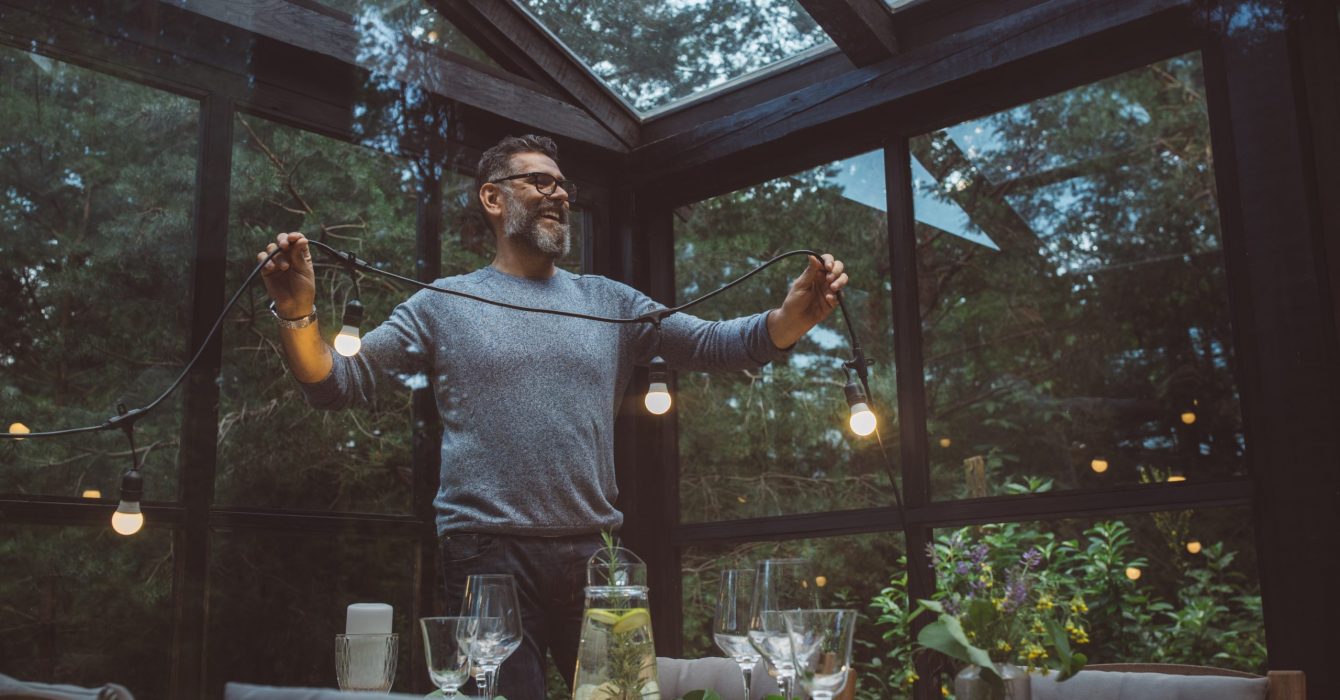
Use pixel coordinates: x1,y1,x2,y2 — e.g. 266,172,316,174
914,529,1088,697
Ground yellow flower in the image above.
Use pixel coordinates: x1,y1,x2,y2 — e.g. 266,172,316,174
1031,620,1046,634
941,684,951,697
996,640,1013,653
1070,597,1089,614
904,672,920,687
1035,595,1055,611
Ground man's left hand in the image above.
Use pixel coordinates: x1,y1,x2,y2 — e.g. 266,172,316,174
767,253,849,349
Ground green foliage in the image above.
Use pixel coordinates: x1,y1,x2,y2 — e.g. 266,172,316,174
866,519,1263,699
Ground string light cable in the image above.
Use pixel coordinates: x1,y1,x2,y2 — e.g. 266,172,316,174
0,240,905,524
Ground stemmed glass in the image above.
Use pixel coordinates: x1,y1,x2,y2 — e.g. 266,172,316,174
459,574,523,699
714,568,762,699
783,609,857,700
420,616,477,698
748,559,818,699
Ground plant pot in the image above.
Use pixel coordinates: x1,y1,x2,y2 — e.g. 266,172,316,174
953,662,1031,700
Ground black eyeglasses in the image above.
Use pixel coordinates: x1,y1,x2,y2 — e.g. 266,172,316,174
489,172,577,200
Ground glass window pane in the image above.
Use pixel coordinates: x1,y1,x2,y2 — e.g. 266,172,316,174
912,53,1244,499
0,45,197,502
682,533,907,691
318,0,499,68
0,524,174,698
515,0,833,113
206,529,419,694
921,508,1264,690
217,114,420,513
675,150,896,523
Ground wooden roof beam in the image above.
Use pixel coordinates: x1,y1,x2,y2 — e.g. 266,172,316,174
428,0,642,149
632,0,1190,206
168,0,628,153
797,0,901,66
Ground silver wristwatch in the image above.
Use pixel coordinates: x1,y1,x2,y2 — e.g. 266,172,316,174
269,301,318,329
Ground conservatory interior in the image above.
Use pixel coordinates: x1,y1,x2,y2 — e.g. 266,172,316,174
1,0,1338,699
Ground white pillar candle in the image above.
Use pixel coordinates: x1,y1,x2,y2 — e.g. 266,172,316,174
346,603,393,635
340,604,395,691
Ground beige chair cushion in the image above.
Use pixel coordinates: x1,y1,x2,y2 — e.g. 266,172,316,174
222,683,422,700
1031,669,1268,700
656,657,779,700
0,673,135,699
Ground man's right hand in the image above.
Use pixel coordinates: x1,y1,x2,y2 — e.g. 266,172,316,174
259,232,316,317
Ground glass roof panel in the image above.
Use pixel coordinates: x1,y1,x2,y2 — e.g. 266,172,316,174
515,0,834,113
318,0,499,68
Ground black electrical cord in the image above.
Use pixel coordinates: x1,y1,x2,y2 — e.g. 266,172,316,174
0,240,904,515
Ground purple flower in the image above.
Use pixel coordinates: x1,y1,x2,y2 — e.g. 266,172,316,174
955,561,972,576
1022,548,1042,569
944,597,962,616
970,544,990,564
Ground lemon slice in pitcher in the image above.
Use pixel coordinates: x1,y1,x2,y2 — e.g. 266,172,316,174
612,608,650,634
586,609,621,625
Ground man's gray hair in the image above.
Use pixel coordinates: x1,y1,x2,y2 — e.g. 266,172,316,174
473,134,560,227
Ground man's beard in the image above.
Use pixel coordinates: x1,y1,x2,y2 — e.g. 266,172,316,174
503,193,570,259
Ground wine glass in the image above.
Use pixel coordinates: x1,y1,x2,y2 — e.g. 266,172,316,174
459,574,523,699
420,616,477,698
715,568,762,699
749,559,818,699
784,609,857,700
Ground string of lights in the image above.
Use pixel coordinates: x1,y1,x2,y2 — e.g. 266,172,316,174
2,241,904,534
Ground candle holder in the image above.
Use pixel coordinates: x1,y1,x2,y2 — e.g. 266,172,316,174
335,632,398,693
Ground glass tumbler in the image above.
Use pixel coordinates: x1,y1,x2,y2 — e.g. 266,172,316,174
336,632,399,692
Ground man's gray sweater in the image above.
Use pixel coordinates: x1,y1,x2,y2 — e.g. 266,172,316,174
299,266,787,537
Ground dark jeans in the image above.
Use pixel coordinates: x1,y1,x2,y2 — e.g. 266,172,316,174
439,531,604,700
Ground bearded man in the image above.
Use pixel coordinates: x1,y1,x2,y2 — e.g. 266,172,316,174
257,134,848,698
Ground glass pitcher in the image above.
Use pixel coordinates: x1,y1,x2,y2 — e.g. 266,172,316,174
573,545,659,700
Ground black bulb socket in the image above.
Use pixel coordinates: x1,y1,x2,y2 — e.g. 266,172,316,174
342,298,365,327
844,379,868,407
119,468,144,504
648,356,668,383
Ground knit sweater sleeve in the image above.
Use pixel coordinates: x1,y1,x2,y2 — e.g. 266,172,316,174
620,283,790,371
296,291,434,410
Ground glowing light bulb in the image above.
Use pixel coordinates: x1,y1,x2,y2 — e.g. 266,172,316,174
333,327,362,356
1167,473,1187,483
849,404,876,436
334,299,364,357
8,422,29,440
112,468,144,536
844,379,876,437
1091,458,1109,473
82,489,102,499
939,437,952,448
1186,540,1202,554
111,502,144,536
814,576,828,588
645,383,672,414
1125,566,1142,581
1180,411,1196,425
645,356,672,415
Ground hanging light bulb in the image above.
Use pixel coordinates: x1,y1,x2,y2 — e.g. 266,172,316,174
82,489,102,499
1125,566,1142,581
333,298,364,357
1180,411,1197,425
1167,467,1187,483
1090,458,1109,473
8,422,29,440
1186,540,1202,554
939,437,952,448
644,356,672,415
844,379,876,437
111,467,144,536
